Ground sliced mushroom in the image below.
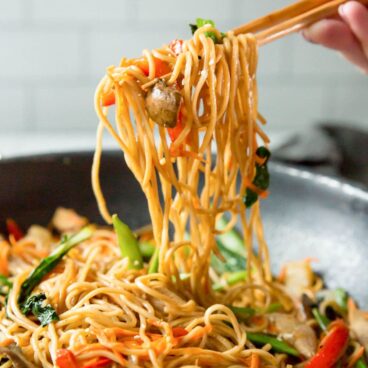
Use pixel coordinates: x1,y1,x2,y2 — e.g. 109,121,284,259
268,313,317,359
0,345,37,368
145,79,181,128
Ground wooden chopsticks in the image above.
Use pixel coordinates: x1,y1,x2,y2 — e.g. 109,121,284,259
233,0,368,45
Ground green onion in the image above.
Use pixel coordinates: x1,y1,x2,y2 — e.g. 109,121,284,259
112,214,143,270
216,217,245,257
312,308,330,331
246,332,299,357
19,226,93,305
229,306,255,321
227,271,247,285
265,303,283,313
148,246,159,274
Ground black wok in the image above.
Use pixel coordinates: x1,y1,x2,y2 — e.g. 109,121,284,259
1,151,368,307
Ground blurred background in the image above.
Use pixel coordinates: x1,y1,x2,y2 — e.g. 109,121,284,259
1,0,367,182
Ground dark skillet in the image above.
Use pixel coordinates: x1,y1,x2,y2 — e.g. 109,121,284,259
0,151,368,307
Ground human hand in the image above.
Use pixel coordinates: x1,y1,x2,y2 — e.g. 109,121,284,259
303,1,368,73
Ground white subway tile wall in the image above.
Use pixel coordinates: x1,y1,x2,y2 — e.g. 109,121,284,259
0,0,367,134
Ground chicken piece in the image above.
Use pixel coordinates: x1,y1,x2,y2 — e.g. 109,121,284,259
348,300,368,354
269,313,317,359
25,225,52,248
145,79,181,128
283,259,314,298
51,208,87,234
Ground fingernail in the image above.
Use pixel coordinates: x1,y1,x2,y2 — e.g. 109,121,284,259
302,29,317,44
338,4,346,18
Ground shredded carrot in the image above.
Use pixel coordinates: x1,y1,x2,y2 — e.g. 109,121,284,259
0,241,10,276
0,338,14,347
172,327,189,338
278,266,286,283
347,346,365,368
250,353,261,368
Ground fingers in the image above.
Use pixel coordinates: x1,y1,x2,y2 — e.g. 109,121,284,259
339,1,368,56
303,1,368,74
303,18,368,73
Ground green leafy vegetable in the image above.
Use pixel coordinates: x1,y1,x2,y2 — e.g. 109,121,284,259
21,293,59,326
243,146,271,208
189,18,223,44
246,332,299,357
113,215,143,270
244,188,258,208
18,226,93,305
312,307,330,331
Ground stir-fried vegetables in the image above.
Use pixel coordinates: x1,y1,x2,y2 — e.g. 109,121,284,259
138,240,155,259
83,357,112,368
216,217,245,257
0,274,12,295
56,349,78,368
6,218,24,241
145,79,181,128
18,226,93,305
243,146,271,208
148,246,160,274
229,306,255,321
21,293,59,326
356,359,368,368
189,18,224,43
312,308,330,331
112,215,143,270
0,345,36,368
246,332,300,357
306,320,349,368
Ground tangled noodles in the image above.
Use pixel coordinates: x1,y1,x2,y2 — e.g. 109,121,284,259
0,20,367,368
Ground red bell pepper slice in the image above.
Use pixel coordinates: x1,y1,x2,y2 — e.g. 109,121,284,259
172,326,189,337
101,90,116,107
305,320,349,368
101,57,171,107
6,218,24,241
168,107,185,156
55,349,78,368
